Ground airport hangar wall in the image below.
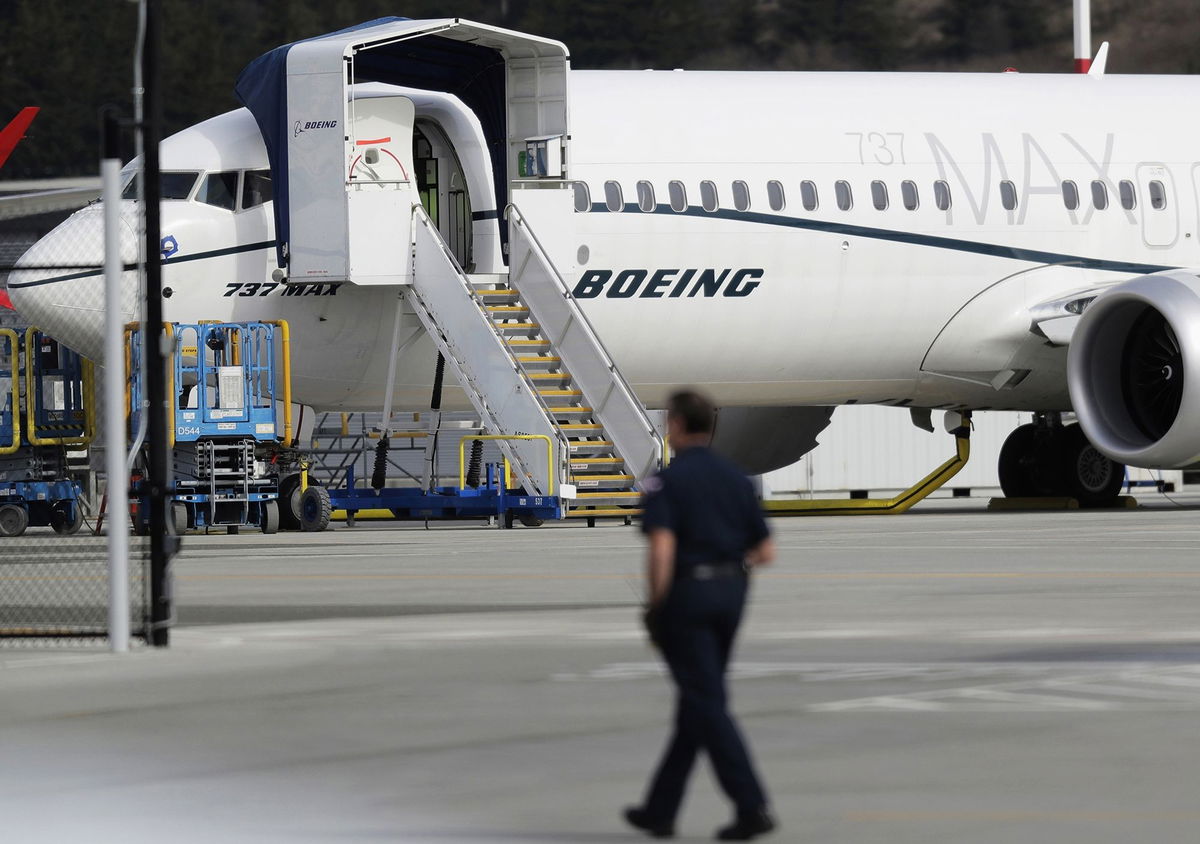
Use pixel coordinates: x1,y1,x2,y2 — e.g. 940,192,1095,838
758,406,1182,498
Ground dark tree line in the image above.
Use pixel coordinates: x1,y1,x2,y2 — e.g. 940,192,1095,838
0,0,1193,179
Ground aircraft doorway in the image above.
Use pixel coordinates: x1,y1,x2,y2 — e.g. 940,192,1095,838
414,122,472,270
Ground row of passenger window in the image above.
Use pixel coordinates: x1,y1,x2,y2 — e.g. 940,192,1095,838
121,169,273,212
575,177,1166,215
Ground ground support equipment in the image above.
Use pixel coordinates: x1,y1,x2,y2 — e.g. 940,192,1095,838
129,321,294,534
299,436,561,531
763,412,972,516
0,328,93,536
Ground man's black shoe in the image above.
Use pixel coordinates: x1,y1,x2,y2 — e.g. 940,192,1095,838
623,805,675,839
716,809,776,841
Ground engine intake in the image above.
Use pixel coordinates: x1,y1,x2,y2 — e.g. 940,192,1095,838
1068,271,1200,468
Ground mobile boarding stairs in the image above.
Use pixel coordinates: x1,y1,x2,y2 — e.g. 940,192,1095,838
295,198,666,529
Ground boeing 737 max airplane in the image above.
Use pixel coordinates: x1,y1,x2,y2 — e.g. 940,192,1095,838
8,17,1199,505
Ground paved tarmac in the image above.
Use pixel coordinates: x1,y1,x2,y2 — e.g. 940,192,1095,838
3,494,1200,843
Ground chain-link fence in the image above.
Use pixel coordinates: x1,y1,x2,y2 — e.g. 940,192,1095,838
0,535,151,646
0,183,163,647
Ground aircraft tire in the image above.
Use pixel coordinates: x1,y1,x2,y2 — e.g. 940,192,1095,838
998,424,1057,498
300,486,332,532
1056,424,1125,507
277,474,304,531
0,504,29,537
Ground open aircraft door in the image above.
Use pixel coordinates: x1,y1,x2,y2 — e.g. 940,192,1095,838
235,17,569,286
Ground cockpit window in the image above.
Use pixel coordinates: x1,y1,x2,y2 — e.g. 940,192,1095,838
242,170,272,209
199,171,239,211
121,170,200,201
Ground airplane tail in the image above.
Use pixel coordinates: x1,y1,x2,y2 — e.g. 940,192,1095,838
0,107,39,171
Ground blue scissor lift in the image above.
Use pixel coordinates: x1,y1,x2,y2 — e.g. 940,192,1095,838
0,328,92,537
130,321,291,534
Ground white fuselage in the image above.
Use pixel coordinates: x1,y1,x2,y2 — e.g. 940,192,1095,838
11,69,1199,415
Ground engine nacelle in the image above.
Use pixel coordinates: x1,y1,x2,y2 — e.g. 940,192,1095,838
710,406,835,475
1068,270,1200,468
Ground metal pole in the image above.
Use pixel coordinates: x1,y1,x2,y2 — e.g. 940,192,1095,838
102,112,128,654
379,293,407,436
1073,0,1092,73
142,0,172,646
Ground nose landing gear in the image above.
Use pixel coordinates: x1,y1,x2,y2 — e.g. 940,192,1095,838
998,415,1125,506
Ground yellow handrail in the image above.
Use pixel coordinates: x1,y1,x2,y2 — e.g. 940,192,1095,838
0,329,20,456
262,319,294,447
23,327,94,447
123,324,134,424
123,321,174,446
458,434,556,496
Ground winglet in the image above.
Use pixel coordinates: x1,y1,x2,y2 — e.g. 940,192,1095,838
1088,42,1109,77
0,107,39,171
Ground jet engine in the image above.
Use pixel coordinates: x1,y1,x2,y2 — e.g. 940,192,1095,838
710,406,835,475
1068,270,1200,468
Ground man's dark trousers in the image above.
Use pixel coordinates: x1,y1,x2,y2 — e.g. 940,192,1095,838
643,574,768,822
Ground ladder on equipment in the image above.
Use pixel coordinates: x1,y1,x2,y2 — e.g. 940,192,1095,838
404,205,665,521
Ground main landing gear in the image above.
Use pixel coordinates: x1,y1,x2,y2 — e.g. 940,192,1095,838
998,414,1125,506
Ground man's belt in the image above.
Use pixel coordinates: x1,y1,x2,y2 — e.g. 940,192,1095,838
687,562,748,580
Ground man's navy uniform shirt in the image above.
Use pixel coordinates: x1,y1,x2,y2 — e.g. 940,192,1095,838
640,446,770,575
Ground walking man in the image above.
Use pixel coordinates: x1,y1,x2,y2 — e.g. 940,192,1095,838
624,389,777,841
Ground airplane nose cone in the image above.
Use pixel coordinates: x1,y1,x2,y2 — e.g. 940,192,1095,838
7,205,139,362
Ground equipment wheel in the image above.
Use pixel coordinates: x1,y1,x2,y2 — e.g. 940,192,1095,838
0,504,29,537
261,499,280,534
1057,424,1125,506
50,500,84,535
299,485,332,532
998,424,1058,498
277,474,304,531
169,502,188,535
132,505,150,536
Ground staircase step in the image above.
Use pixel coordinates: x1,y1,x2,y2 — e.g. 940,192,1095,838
565,507,643,519
559,423,604,432
569,457,625,471
515,355,561,367
485,305,529,315
494,322,541,335
527,372,573,385
568,440,615,455
550,406,594,416
506,338,551,349
571,474,636,489
571,491,642,507
537,389,584,405
478,289,519,304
